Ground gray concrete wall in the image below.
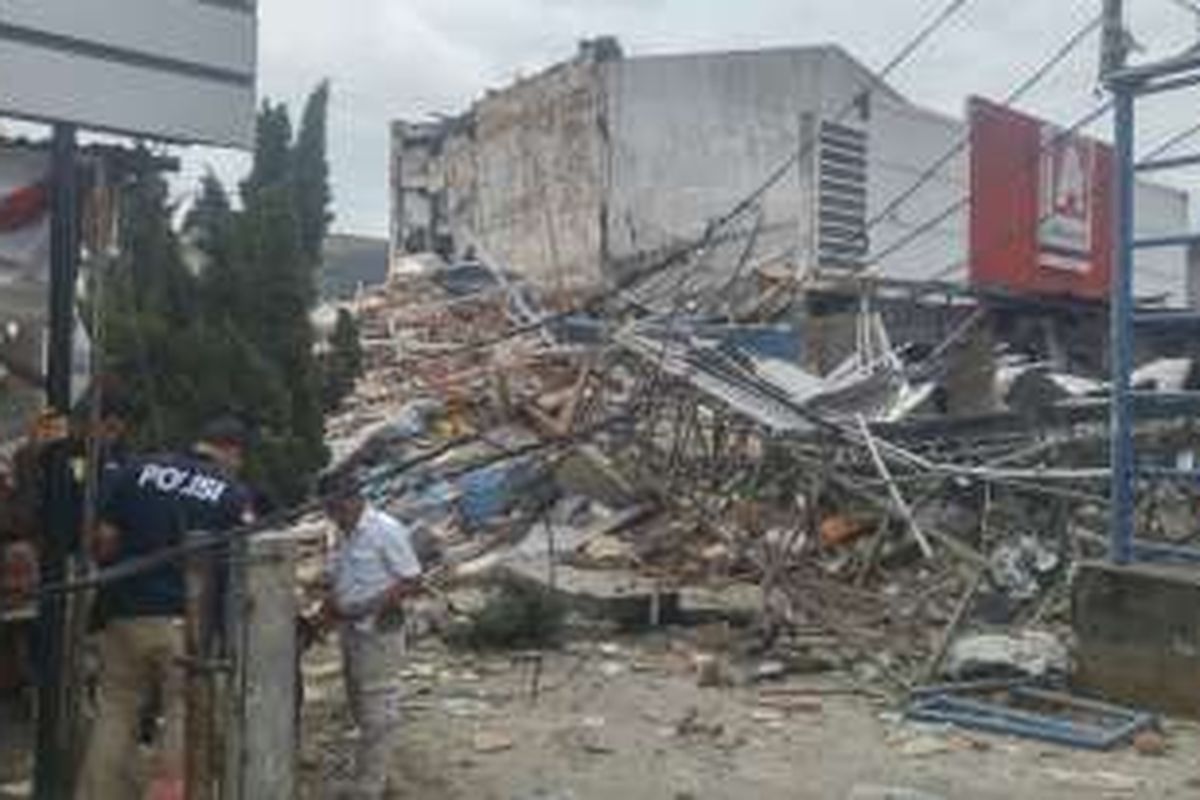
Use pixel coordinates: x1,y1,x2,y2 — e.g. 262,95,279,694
390,44,1189,301
601,46,973,287
390,121,437,258
468,59,607,291
602,47,830,273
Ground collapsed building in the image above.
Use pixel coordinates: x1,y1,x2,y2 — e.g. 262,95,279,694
390,39,1196,407
362,44,1200,728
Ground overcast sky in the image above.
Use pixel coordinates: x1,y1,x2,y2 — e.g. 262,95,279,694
182,0,1200,238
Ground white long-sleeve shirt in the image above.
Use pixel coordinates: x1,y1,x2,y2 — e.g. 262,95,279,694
329,505,421,625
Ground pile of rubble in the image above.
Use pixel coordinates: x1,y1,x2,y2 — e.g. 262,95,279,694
316,252,1200,747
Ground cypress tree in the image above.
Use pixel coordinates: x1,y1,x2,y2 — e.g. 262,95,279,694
100,82,336,506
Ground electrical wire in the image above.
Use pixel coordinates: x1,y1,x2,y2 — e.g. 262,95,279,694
7,410,640,606
701,0,976,233
14,0,983,605
1140,119,1200,161
915,97,1200,288
861,12,1104,248
873,98,1115,278
865,31,1200,291
401,0,979,362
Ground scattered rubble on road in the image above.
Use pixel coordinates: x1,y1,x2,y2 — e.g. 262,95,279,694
296,248,1200,798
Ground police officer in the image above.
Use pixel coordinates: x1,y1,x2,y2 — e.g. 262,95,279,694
77,417,254,800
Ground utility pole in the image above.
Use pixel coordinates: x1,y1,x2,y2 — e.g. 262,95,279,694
1101,0,1129,80
1101,0,1133,565
33,123,80,800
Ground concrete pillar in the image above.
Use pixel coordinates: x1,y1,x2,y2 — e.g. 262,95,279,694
1073,560,1200,718
944,314,998,416
224,532,297,800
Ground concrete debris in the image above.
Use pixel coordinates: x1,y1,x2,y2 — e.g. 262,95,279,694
693,653,731,688
943,631,1069,682
891,733,958,759
988,536,1061,602
846,787,946,800
754,695,823,714
751,660,788,682
471,731,516,754
1042,768,1146,793
1132,729,1168,757
673,707,725,740
577,535,636,568
303,241,1195,771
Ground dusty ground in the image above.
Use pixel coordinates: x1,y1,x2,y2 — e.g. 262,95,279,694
5,622,1200,799
297,628,1200,800
4,626,1200,799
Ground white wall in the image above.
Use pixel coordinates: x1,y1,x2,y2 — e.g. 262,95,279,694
603,47,832,269
1133,181,1190,305
862,97,969,284
390,44,1190,304
601,46,972,289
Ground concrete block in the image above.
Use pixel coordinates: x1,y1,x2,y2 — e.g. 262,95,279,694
1072,560,1200,718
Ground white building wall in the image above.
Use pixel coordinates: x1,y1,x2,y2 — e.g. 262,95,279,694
604,48,817,267
1133,181,1190,303
600,47,975,287
390,43,1191,305
862,98,969,284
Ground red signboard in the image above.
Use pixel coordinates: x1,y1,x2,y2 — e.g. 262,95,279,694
969,97,1113,301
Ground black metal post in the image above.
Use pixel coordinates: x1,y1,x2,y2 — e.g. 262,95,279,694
33,123,79,800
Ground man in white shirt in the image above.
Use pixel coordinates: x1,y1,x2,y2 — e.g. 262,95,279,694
319,473,423,800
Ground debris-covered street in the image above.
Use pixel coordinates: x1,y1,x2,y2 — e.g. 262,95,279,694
277,253,1200,797
297,635,1200,800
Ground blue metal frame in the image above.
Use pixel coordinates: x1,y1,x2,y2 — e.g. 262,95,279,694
1108,54,1200,566
1133,310,1200,327
907,684,1157,750
1133,540,1200,564
1131,70,1200,97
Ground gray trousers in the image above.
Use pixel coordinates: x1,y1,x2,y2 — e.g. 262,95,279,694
338,623,404,798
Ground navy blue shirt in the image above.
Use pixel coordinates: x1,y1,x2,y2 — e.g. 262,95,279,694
99,450,252,620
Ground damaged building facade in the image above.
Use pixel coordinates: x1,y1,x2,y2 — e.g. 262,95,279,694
390,38,1188,296
390,39,1195,411
391,39,981,291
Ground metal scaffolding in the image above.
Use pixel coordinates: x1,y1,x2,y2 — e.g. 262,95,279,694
1106,8,1200,564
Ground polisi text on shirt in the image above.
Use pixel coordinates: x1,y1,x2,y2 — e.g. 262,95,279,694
137,463,228,504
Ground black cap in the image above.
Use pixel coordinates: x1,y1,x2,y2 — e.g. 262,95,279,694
198,415,249,448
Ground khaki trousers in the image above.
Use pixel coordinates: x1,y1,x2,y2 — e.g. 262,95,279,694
76,617,185,800
339,623,403,799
